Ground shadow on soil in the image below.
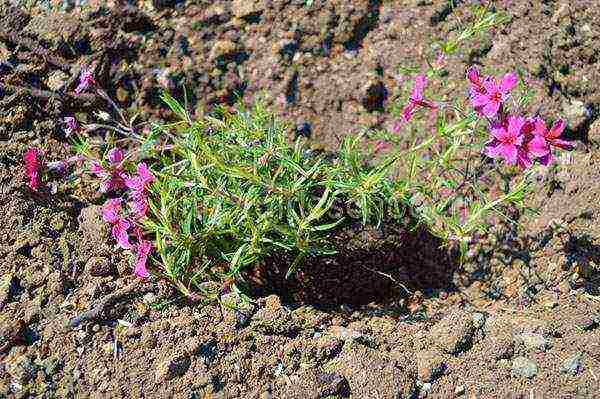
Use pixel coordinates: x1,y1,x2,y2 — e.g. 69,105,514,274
244,224,460,309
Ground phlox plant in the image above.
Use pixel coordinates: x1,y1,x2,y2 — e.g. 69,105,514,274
22,4,574,298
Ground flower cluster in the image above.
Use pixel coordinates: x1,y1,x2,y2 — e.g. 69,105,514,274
94,149,155,278
466,66,573,168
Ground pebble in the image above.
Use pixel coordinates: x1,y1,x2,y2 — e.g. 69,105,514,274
560,352,583,376
416,350,446,382
429,310,475,355
511,356,538,379
154,353,190,381
518,332,552,352
471,313,486,329
454,385,466,395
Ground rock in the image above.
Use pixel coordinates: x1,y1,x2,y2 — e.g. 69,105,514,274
337,345,417,399
142,292,157,305
6,355,37,385
518,332,552,353
471,312,486,329
328,326,371,344
231,0,263,19
416,350,446,382
511,356,538,379
429,310,476,355
273,369,348,399
560,352,583,376
251,295,296,335
454,385,466,395
154,353,190,381
562,98,592,132
84,257,114,278
210,40,238,61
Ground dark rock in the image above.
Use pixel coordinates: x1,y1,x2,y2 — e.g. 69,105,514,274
152,0,178,10
84,256,115,278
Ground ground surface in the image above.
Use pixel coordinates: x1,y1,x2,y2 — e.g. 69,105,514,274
1,0,600,398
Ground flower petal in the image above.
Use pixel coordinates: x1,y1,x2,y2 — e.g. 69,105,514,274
471,93,489,107
411,74,427,100
548,119,566,139
112,219,132,249
527,135,550,157
500,72,518,93
466,66,481,85
498,143,518,165
482,100,500,117
107,148,124,165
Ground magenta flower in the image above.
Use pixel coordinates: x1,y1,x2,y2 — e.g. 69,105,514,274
75,67,96,95
125,163,154,219
102,198,122,224
89,148,127,193
484,115,531,167
528,118,573,165
112,218,132,250
398,74,437,125
134,240,152,278
470,71,518,117
23,148,43,191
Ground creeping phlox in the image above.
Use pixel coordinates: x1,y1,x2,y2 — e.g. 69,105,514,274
394,66,573,168
23,68,155,279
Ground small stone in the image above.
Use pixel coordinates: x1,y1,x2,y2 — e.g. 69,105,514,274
210,40,238,61
142,292,157,305
154,353,190,381
454,385,466,395
562,98,592,132
231,0,263,18
102,342,113,355
471,313,486,329
511,356,538,379
416,350,446,382
429,310,475,355
84,257,114,278
518,332,552,352
221,292,255,328
560,352,583,376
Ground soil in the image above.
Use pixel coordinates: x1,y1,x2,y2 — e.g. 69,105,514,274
1,0,600,398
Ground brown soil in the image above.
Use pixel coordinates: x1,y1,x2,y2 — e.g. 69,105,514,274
1,0,600,398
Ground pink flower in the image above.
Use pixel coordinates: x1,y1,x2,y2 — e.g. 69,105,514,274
64,117,80,137
112,218,132,250
398,74,437,126
89,148,127,193
75,67,96,95
24,148,43,191
484,115,531,167
527,118,573,165
134,240,152,278
469,70,518,117
125,163,154,219
102,198,122,224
